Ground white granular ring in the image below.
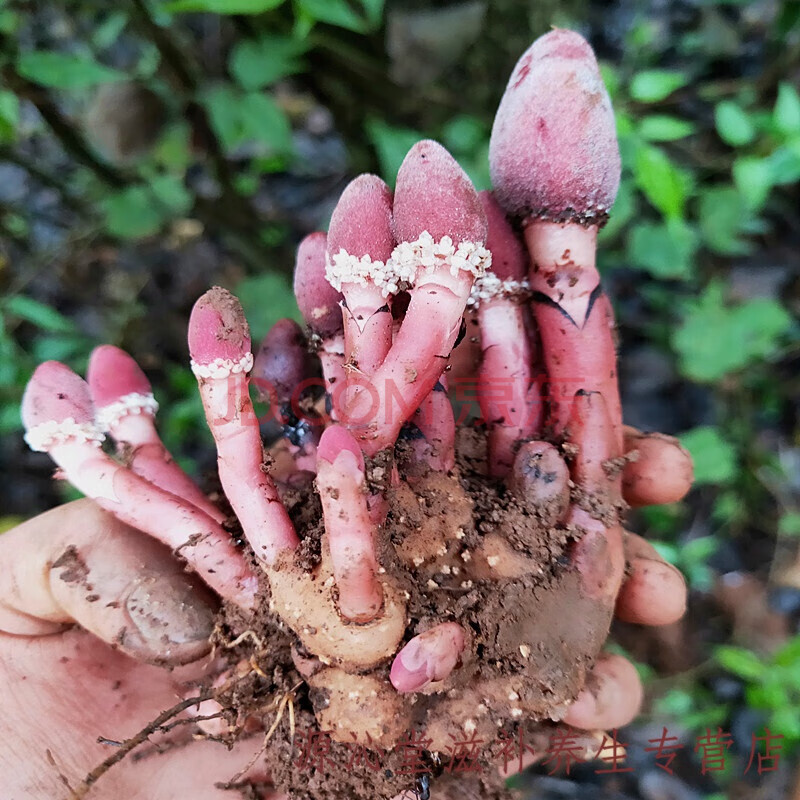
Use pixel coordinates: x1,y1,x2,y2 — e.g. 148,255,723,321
190,351,254,380
96,392,159,431
24,417,105,453
325,250,412,297
466,274,531,308
390,231,491,285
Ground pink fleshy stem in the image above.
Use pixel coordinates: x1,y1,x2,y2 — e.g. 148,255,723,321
319,332,347,421
565,390,625,605
343,266,473,456
342,283,393,384
523,221,622,451
88,347,225,523
194,368,299,565
390,622,466,693
316,426,384,623
22,366,257,607
477,295,541,477
410,379,456,473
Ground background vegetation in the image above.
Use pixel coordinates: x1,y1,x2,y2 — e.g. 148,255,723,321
1,1,799,797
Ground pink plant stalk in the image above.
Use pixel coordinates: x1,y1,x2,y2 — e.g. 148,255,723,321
390,622,466,692
326,175,396,391
22,361,256,606
489,28,623,449
294,232,346,418
408,378,456,472
188,288,299,565
316,425,383,623
475,191,541,476
345,141,490,454
87,344,225,523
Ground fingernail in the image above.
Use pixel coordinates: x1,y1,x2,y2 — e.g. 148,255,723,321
125,573,216,646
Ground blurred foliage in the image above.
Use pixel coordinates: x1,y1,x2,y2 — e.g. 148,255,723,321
1,0,800,791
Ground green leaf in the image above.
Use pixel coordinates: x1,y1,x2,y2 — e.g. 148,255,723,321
634,144,690,218
628,219,697,279
672,282,792,382
774,82,800,136
779,512,800,538
679,426,737,485
149,174,192,216
234,273,300,339
767,141,800,186
629,70,688,103
230,35,308,90
102,185,165,238
204,86,292,155
0,90,19,142
441,115,487,154
698,185,753,255
638,114,696,142
295,0,382,32
366,118,423,186
715,101,756,147
17,51,124,89
93,12,128,50
3,295,76,333
716,646,765,680
165,0,285,13
733,156,773,209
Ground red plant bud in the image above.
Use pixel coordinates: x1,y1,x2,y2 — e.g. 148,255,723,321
22,361,94,429
479,191,526,281
294,232,343,337
87,345,152,408
317,424,365,472
252,319,308,404
392,140,487,245
188,287,251,367
489,29,621,224
327,174,395,263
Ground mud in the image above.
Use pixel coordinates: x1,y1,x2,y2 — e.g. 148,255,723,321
201,423,614,799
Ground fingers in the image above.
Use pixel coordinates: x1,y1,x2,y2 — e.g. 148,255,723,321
562,653,643,730
0,499,217,665
615,531,687,626
622,426,693,506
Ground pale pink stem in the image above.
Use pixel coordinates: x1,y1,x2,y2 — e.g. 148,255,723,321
88,345,225,523
344,267,474,455
410,379,456,472
342,283,393,381
316,426,383,623
189,289,299,565
22,362,256,607
108,414,226,522
320,332,347,421
477,297,541,476
390,622,466,693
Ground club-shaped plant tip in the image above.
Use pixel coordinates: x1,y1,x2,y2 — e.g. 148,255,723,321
489,29,620,224
294,232,346,416
189,287,299,564
390,622,466,693
295,231,343,339
88,345,225,522
316,425,383,623
252,318,309,405
327,174,396,387
348,142,489,453
22,361,257,607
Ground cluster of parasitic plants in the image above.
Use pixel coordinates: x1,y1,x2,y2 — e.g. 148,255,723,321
22,31,693,759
